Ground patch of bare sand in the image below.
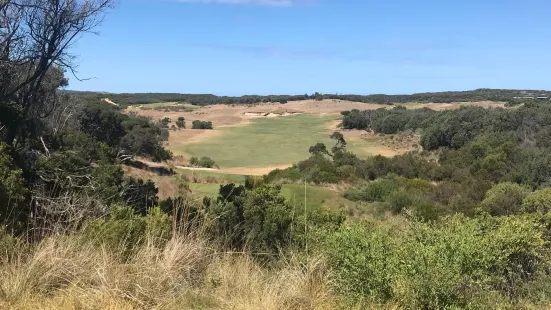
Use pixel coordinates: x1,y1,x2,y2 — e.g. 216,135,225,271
102,98,119,106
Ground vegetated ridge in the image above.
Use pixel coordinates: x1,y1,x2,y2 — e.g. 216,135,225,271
66,88,551,106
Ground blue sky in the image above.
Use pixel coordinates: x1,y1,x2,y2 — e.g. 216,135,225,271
70,0,551,95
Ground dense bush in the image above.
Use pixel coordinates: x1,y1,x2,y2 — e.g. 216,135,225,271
189,156,216,168
322,214,548,308
175,116,185,128
480,182,531,216
204,183,343,256
0,143,28,227
191,120,213,129
83,205,172,257
522,188,551,214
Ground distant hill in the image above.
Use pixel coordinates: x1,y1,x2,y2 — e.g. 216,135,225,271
64,89,551,106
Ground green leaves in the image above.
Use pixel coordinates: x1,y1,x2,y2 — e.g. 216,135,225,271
323,215,548,308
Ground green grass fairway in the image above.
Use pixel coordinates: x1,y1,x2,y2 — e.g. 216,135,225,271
189,183,221,198
281,184,358,211
180,114,372,169
188,182,358,212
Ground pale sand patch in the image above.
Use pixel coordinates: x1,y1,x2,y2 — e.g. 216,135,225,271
102,98,119,106
175,166,218,172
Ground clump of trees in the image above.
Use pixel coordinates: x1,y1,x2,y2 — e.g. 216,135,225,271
191,120,213,129
0,0,174,233
190,156,216,168
176,117,185,128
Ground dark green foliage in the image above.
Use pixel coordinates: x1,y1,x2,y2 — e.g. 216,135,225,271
69,89,548,106
122,178,159,216
191,120,213,130
330,132,346,152
199,157,216,168
189,156,216,168
0,143,28,227
205,183,343,256
120,126,172,162
92,144,124,206
308,143,330,156
176,117,185,128
160,117,170,127
80,103,126,147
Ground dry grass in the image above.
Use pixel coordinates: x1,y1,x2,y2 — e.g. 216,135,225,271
0,233,335,310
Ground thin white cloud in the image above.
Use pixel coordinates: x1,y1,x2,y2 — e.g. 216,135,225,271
170,0,294,6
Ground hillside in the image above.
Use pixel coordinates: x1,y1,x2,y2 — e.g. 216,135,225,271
66,88,551,106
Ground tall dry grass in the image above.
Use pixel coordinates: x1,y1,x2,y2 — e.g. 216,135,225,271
0,233,335,310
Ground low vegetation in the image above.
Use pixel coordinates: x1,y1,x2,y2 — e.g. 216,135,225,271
70,89,548,106
190,156,216,168
191,120,213,130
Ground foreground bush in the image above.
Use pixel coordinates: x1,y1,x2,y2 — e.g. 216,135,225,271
322,214,549,308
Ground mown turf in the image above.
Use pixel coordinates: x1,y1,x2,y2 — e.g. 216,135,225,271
188,182,359,213
188,183,221,198
179,114,374,168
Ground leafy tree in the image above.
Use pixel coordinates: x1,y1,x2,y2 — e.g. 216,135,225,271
122,178,159,216
522,188,551,214
176,117,185,128
0,0,114,147
160,117,170,128
308,143,330,156
191,120,213,129
80,104,126,147
480,182,531,216
198,156,216,168
330,132,347,152
120,126,172,162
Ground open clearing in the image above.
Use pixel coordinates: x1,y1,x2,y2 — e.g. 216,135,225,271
125,99,505,175
188,182,360,212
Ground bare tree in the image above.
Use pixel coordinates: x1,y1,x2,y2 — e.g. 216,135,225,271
0,0,115,146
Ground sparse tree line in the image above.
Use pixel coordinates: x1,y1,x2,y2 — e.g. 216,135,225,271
68,88,549,106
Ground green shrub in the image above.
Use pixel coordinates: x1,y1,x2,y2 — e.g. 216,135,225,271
343,175,400,202
0,143,28,228
481,182,531,216
191,120,213,129
387,189,415,214
83,205,172,257
198,156,216,168
322,215,548,308
522,188,551,214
